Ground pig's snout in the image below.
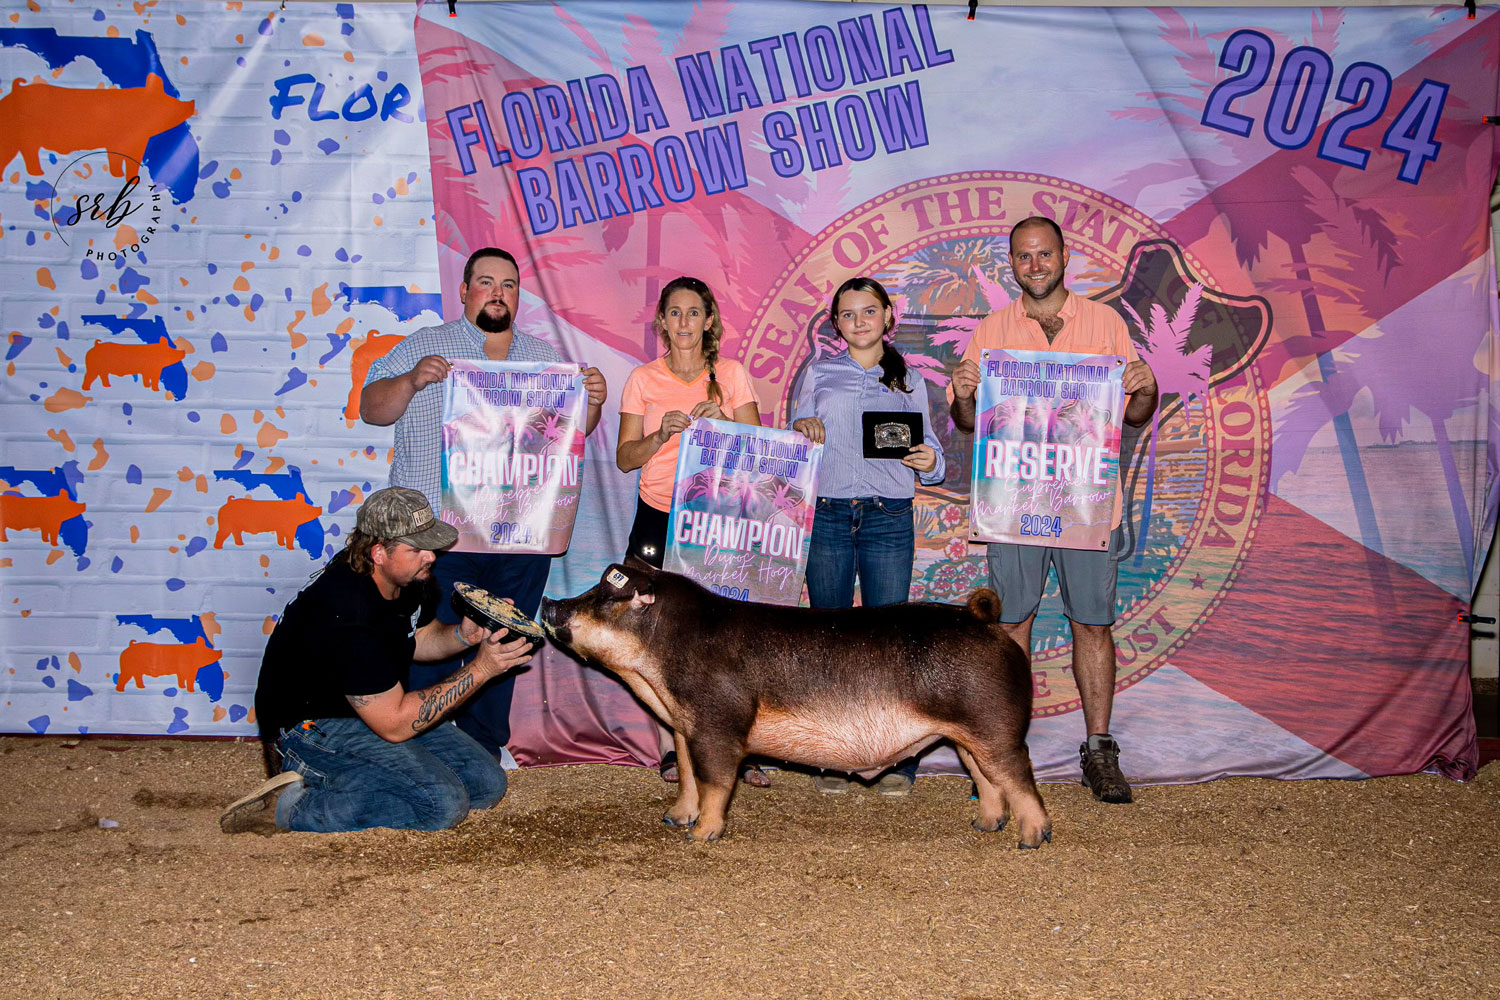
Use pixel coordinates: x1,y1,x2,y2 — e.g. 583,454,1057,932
538,598,569,643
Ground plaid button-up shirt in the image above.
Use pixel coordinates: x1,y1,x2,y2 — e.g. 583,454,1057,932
364,317,561,515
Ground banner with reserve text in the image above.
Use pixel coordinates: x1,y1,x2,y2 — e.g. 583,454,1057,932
971,350,1126,551
663,418,820,605
418,1,1496,785
440,361,587,554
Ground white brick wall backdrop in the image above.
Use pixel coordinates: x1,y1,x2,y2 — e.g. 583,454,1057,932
1,2,444,735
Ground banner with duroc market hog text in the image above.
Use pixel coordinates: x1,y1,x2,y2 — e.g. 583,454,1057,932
664,418,821,605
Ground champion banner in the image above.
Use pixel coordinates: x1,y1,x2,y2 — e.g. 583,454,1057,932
664,418,821,605
1,3,1495,787
971,350,1127,551
441,361,587,554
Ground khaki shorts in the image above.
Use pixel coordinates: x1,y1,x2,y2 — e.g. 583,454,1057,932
984,525,1124,626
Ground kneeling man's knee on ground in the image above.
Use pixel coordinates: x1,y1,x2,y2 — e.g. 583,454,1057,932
465,757,507,812
411,768,476,831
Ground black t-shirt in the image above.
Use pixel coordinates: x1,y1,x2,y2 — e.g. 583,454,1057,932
255,558,438,742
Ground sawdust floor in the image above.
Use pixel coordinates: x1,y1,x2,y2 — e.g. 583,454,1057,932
1,736,1496,1000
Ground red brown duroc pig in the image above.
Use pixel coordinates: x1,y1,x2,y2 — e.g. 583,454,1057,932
540,563,1051,848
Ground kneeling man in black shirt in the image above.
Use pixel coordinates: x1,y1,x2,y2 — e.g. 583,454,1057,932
221,486,534,834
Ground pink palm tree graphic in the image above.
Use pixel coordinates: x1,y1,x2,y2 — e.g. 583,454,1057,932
1120,283,1210,563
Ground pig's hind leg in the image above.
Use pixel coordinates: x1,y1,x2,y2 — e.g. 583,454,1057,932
957,738,1051,849
955,744,1009,833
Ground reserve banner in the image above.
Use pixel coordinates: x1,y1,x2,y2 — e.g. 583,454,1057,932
970,350,1126,551
663,418,821,605
440,361,587,554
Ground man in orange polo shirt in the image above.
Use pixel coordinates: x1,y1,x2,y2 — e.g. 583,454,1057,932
949,216,1158,804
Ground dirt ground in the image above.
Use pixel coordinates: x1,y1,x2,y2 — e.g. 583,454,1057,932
1,737,1496,1000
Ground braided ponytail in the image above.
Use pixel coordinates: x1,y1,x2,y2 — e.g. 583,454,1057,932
705,360,722,406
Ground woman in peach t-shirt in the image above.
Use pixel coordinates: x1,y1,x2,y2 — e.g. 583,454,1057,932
616,275,764,785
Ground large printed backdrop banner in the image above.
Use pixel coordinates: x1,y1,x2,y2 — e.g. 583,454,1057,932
416,1,1497,783
0,2,1495,786
1,4,456,741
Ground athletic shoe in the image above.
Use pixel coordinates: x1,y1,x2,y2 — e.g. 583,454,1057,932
1079,734,1133,804
875,771,914,798
219,771,302,834
813,773,852,795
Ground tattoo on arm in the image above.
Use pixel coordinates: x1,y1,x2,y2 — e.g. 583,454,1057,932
411,669,476,733
346,693,377,708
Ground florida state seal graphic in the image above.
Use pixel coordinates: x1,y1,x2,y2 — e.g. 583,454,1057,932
742,172,1273,718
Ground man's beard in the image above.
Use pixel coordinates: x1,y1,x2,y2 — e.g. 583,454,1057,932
474,304,512,333
1019,273,1063,301
413,569,440,603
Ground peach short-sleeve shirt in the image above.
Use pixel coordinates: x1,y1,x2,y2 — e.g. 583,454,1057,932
620,356,759,511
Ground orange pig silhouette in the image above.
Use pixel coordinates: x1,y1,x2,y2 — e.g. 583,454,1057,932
116,636,222,692
0,74,196,177
0,492,86,546
345,333,403,420
214,493,323,550
83,337,186,392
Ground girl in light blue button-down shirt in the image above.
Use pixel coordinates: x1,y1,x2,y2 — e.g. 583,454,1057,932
791,277,947,797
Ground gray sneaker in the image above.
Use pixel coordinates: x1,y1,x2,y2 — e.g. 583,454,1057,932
220,771,302,834
1079,735,1133,804
813,773,852,795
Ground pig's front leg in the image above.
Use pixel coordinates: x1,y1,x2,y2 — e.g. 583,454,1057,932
681,739,741,843
662,729,699,829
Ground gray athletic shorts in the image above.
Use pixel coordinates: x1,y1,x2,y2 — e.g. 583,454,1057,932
985,525,1124,626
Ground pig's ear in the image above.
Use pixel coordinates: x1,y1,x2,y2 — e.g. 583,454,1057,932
623,553,655,572
630,590,656,608
603,564,653,602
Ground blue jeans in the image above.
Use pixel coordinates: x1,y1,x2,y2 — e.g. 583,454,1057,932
276,716,506,832
805,496,918,782
411,549,551,754
805,497,915,610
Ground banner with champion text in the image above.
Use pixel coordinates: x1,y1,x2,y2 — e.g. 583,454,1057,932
664,418,820,606
417,0,1496,785
971,350,1126,551
440,361,587,554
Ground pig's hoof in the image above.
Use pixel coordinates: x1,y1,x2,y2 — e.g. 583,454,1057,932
971,816,1008,834
684,827,724,843
1017,829,1052,850
662,810,696,829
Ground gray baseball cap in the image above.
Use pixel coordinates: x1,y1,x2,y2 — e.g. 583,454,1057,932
356,487,458,551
